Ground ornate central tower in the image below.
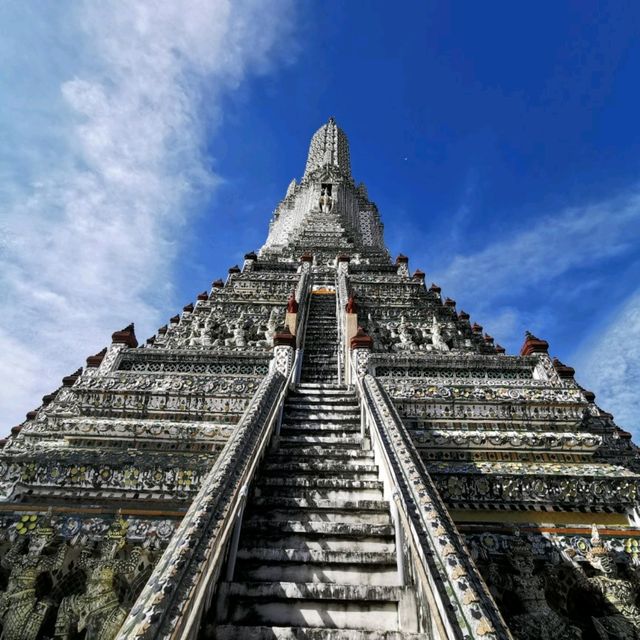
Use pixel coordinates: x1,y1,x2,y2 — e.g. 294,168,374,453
1,119,639,640
261,117,387,263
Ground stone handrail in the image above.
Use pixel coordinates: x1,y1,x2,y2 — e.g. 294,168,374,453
115,369,287,640
359,373,513,640
293,271,312,383
336,268,349,385
294,270,311,348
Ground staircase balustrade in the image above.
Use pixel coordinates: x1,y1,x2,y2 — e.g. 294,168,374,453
351,366,513,640
116,362,299,640
336,268,349,386
292,270,312,384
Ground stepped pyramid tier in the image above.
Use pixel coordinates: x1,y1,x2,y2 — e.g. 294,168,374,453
1,119,639,640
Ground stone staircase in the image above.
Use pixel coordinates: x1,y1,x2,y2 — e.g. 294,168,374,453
300,289,339,385
209,284,424,639
211,385,421,638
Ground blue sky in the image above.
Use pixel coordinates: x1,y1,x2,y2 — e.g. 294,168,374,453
1,1,640,434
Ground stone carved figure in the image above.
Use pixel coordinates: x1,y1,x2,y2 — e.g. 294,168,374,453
55,516,143,640
184,306,287,351
0,517,67,640
361,310,458,353
319,185,334,213
200,317,214,347
257,308,280,348
490,534,581,640
431,316,450,352
365,312,385,348
189,317,214,348
224,320,247,349
582,526,640,639
393,316,417,352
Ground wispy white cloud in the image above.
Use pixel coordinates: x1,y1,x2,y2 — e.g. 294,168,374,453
447,169,479,251
435,188,640,304
431,186,640,431
574,288,640,433
0,1,295,431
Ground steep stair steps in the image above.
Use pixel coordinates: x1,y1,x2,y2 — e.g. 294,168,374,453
208,385,422,637
300,288,339,385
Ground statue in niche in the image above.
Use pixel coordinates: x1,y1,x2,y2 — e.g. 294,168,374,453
319,185,334,213
189,317,214,348
188,324,201,347
231,323,247,348
223,314,247,349
581,526,640,639
431,316,450,352
490,533,581,640
0,516,67,640
385,321,399,348
257,308,280,348
55,516,143,640
414,325,432,350
200,316,215,346
393,316,417,352
209,315,231,347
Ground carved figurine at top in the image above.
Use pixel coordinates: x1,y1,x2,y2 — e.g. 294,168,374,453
319,185,334,213
55,516,144,640
581,526,640,639
0,514,67,640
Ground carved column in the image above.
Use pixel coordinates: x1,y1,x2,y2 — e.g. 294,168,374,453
395,254,409,278
299,253,313,274
337,254,350,276
337,255,353,384
272,327,296,377
343,292,359,386
350,327,373,379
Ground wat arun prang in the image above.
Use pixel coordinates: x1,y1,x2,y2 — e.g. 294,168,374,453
1,118,639,640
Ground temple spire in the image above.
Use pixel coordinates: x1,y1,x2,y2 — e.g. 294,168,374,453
303,116,352,179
